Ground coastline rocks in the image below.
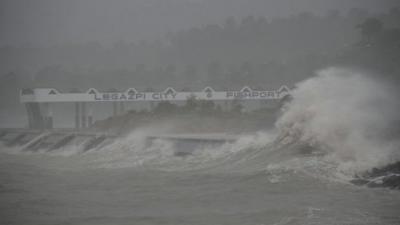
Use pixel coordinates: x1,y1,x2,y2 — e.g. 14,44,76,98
351,162,400,189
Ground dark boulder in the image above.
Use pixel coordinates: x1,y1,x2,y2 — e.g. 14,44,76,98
351,162,400,190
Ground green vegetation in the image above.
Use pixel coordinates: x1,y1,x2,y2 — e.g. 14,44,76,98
93,98,279,133
2,8,400,91
1,8,400,111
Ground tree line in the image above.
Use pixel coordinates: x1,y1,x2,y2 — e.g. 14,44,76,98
1,7,400,94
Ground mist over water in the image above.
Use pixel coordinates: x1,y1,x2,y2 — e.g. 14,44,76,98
4,68,399,176
1,0,400,223
75,68,400,177
276,68,400,174
1,68,400,224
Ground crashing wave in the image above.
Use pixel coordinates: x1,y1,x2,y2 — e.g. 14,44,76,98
273,67,400,187
1,67,400,189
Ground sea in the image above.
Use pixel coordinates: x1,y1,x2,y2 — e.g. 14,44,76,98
1,68,400,225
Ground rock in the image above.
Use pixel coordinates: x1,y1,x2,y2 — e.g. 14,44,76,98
351,161,400,190
381,174,400,189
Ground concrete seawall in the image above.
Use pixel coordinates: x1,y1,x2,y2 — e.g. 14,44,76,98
0,128,237,155
0,128,115,153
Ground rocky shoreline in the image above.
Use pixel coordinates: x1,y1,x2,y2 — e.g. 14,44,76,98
351,162,400,190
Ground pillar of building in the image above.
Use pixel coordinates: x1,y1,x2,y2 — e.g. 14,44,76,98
113,102,118,117
119,102,125,115
46,103,53,129
81,102,87,129
87,105,93,128
88,115,93,128
75,102,80,129
150,102,155,111
25,103,34,129
25,103,45,129
42,103,48,128
224,101,229,111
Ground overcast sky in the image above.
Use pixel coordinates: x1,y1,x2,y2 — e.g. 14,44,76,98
0,0,399,46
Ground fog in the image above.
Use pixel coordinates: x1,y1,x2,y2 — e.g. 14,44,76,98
1,0,399,46
1,1,400,224
0,0,400,129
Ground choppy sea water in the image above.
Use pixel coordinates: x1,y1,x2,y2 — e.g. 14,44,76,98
0,130,400,225
2,68,400,225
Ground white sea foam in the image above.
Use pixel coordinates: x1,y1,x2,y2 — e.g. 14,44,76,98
2,67,399,181
275,67,400,175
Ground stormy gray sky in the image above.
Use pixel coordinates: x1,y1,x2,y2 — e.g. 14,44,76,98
0,0,399,46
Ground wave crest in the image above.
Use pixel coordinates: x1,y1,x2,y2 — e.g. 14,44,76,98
275,68,400,174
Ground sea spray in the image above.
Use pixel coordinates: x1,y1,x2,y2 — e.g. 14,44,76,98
85,129,276,171
2,67,399,180
275,67,400,174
